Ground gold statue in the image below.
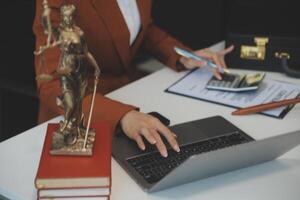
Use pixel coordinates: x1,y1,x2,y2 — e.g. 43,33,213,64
35,0,100,156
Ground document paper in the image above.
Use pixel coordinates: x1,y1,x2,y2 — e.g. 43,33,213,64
166,69,300,118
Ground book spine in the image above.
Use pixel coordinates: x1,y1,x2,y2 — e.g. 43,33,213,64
38,194,110,199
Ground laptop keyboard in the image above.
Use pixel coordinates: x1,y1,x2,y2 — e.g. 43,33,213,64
127,131,251,184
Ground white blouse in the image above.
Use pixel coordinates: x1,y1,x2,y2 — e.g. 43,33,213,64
116,0,141,45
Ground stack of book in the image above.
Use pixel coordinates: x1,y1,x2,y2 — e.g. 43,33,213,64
35,123,112,200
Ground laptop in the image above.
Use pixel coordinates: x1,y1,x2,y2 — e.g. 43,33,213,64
112,116,300,192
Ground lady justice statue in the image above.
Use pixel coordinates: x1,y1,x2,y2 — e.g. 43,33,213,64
35,0,100,156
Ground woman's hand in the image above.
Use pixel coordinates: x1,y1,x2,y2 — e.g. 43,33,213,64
179,45,234,80
120,110,180,157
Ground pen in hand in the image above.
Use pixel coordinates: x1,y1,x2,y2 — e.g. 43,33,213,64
174,46,231,74
232,97,300,115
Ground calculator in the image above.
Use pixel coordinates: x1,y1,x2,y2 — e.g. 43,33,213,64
206,72,265,92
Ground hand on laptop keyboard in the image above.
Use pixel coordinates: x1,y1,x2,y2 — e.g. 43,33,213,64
120,110,180,157
127,131,251,184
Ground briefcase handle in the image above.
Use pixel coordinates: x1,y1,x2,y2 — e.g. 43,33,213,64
276,52,300,78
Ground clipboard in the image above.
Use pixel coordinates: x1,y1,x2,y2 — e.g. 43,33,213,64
165,68,300,119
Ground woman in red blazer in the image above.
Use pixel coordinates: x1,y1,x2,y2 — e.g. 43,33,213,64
33,0,232,157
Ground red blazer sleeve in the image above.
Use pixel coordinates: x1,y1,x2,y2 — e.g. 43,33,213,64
143,22,193,71
33,0,136,131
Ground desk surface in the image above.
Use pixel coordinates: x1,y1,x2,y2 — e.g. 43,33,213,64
1,65,300,200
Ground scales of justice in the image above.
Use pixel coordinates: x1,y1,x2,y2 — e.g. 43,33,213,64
35,0,101,156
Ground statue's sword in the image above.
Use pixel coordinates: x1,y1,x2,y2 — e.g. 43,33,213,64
82,77,99,151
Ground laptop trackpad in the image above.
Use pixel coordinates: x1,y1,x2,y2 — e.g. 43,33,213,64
171,116,241,146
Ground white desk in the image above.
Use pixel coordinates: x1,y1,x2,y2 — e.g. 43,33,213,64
1,65,300,200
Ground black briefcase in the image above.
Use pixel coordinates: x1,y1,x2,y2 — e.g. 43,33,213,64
225,0,300,78
225,34,300,77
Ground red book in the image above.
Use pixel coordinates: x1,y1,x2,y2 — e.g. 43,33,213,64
38,187,110,199
35,123,112,189
38,196,109,200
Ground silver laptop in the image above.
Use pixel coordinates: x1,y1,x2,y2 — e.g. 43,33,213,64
112,116,300,192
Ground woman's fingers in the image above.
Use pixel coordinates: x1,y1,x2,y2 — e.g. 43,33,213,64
179,46,233,71
140,125,178,157
213,69,222,80
155,121,180,152
120,110,180,157
219,58,227,69
178,46,233,79
149,129,168,157
133,133,145,151
219,45,234,56
212,54,223,68
140,128,156,145
211,54,224,80
179,56,206,69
